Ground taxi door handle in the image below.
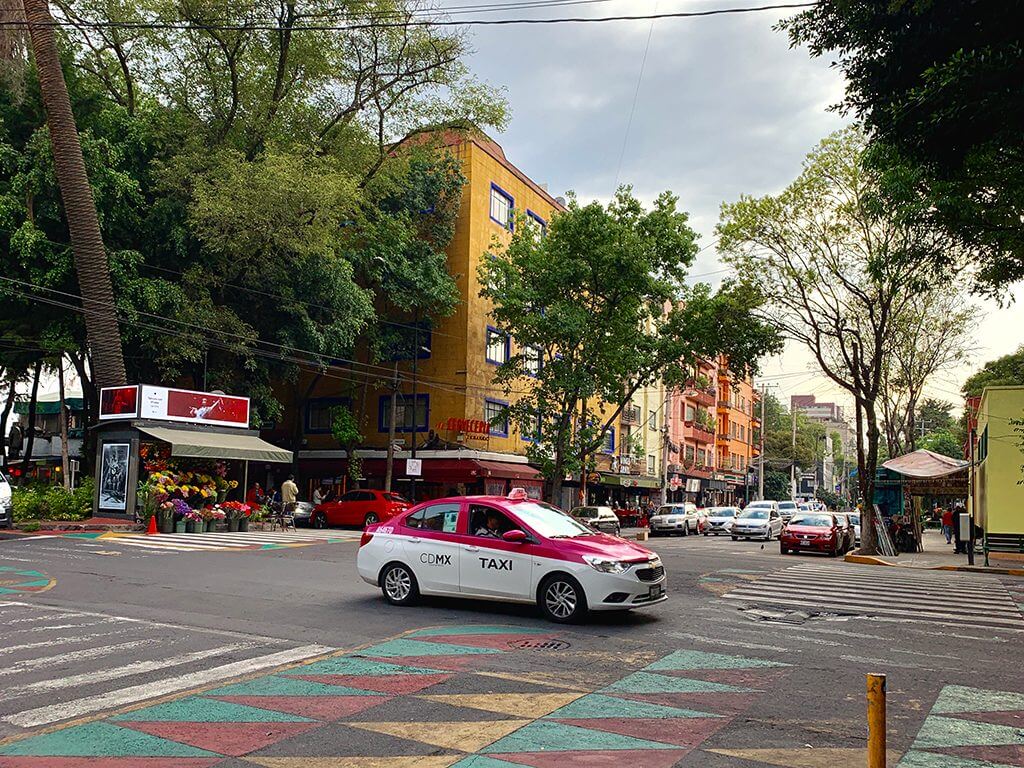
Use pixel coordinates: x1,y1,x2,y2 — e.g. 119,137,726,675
463,545,479,552
408,537,421,543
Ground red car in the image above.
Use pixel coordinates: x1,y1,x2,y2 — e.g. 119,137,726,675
780,513,844,557
312,490,409,529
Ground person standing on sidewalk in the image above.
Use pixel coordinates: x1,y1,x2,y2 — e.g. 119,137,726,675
281,475,299,512
941,506,954,544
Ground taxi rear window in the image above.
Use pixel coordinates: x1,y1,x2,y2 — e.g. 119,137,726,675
405,503,459,533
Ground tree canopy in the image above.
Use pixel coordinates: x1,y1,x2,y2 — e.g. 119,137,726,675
962,346,1024,398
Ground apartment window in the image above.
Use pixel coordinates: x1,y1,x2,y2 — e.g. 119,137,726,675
524,345,542,377
526,210,547,241
522,410,542,443
486,326,510,365
601,428,615,454
648,409,657,431
647,455,656,475
378,393,429,433
489,184,514,230
685,445,696,462
740,425,746,442
697,449,706,466
485,399,509,437
684,404,695,421
305,397,349,434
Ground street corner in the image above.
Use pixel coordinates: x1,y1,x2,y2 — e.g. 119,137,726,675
0,566,55,597
0,624,797,767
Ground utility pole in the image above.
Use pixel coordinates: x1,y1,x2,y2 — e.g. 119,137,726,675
660,389,670,505
384,362,398,493
790,404,797,500
758,385,766,500
410,318,420,503
57,357,70,490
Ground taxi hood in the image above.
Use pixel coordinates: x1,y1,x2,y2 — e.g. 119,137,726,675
552,533,656,563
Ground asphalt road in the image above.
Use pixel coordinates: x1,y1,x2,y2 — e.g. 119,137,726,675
1,529,1021,767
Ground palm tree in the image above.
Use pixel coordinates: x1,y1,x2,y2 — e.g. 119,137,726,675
19,0,127,389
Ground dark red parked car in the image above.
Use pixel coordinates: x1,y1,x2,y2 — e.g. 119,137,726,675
780,513,844,557
312,490,409,529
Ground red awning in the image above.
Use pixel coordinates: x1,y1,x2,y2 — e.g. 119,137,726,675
475,460,542,481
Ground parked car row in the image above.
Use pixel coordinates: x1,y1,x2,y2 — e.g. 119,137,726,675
780,511,856,556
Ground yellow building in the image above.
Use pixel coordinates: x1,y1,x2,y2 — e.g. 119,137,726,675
264,134,565,500
969,386,1024,552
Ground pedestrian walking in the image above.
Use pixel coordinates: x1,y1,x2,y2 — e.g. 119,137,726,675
941,506,954,544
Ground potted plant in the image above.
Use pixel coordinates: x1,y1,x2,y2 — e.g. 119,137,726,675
158,501,175,534
183,509,204,534
171,498,191,533
208,506,226,531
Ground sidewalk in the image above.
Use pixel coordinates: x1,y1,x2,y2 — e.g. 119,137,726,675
846,528,1024,576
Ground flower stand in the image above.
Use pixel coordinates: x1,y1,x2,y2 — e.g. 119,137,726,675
185,520,201,534
174,520,186,533
227,518,240,532
238,517,249,532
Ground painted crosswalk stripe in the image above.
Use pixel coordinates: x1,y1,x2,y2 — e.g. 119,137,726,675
4,643,332,728
722,563,1024,631
102,529,361,554
0,640,151,678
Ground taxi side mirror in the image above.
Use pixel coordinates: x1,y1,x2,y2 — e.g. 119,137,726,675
503,529,528,543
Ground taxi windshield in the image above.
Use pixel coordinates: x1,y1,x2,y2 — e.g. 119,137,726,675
510,502,595,538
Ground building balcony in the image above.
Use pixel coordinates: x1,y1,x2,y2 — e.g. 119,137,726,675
717,400,730,414
689,389,716,408
667,463,683,474
683,421,715,444
716,433,730,445
621,405,641,426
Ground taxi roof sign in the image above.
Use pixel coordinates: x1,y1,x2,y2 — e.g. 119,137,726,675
507,487,529,500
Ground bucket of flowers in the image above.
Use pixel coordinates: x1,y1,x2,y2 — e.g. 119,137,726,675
222,501,252,532
205,505,226,532
171,498,191,533
183,508,205,534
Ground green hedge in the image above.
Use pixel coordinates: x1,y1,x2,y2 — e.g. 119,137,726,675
13,479,94,523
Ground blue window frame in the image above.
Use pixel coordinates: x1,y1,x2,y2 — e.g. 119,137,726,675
378,393,429,433
485,326,510,365
489,183,514,230
306,397,350,434
601,427,616,454
521,409,542,443
485,399,509,438
526,209,547,240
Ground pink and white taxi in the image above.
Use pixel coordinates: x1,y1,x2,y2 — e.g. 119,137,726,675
356,489,667,623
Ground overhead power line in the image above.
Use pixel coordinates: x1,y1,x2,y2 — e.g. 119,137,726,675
0,4,819,31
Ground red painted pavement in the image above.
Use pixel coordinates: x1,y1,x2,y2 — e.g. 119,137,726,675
359,654,484,671
117,721,318,756
550,716,725,747
932,745,1024,766
421,633,560,651
0,759,219,768
212,695,389,721
489,749,689,768
293,673,452,694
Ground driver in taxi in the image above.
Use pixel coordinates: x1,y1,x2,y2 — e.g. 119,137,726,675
475,511,503,538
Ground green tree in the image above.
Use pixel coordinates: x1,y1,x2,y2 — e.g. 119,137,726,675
962,346,1024,397
718,127,964,554
330,404,363,487
763,470,789,501
917,398,956,435
781,2,1024,291
919,429,962,459
480,188,780,505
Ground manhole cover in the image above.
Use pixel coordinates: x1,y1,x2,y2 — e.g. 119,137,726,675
507,638,571,651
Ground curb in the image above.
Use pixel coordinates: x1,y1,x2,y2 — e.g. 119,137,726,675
843,551,1024,577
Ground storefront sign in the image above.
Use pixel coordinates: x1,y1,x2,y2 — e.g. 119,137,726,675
99,385,250,429
669,475,682,491
437,417,490,436
685,478,701,493
406,458,422,477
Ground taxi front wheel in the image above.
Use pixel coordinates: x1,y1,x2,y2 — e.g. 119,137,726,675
539,574,587,623
380,563,419,606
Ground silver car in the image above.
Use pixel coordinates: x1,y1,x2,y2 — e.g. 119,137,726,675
731,505,783,541
649,503,699,536
703,506,740,536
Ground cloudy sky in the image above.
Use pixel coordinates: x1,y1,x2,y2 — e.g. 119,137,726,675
457,0,1023,414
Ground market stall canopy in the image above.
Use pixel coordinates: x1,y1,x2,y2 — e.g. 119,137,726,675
882,449,967,478
139,426,292,463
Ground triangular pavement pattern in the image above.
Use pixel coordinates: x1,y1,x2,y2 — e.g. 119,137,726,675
353,639,503,658
644,650,789,672
480,720,677,753
708,747,904,767
552,716,724,748
449,756,531,768
212,694,387,721
543,692,720,720
911,716,1024,749
119,721,317,757
357,655,485,672
0,722,218,757
933,686,1024,715
603,671,753,695
948,711,1024,728
657,668,789,687
612,690,759,714
486,749,687,767
282,657,446,676
111,697,313,723
409,626,553,638
208,675,385,697
930,745,1024,767
418,633,557,651
0,759,221,767
346,720,528,753
421,693,583,719
293,673,452,694
898,749,1015,768
245,758,462,767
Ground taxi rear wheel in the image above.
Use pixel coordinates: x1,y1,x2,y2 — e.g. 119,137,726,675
539,574,587,623
380,563,419,606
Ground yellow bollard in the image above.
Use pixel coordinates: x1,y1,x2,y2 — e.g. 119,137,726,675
867,673,887,768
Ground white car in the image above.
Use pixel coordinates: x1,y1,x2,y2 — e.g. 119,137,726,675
778,500,799,522
849,512,861,545
356,490,667,623
0,469,12,529
731,503,783,540
649,503,699,536
703,506,740,536
569,506,621,535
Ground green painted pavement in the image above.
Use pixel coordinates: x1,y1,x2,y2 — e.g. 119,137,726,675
0,722,217,757
911,716,1024,749
544,693,720,720
932,685,1024,715
62,532,104,539
12,579,50,587
0,567,46,577
603,671,753,695
898,749,1015,768
111,696,313,723
644,650,788,672
450,756,528,768
283,656,445,676
355,638,503,658
410,625,552,638
482,720,677,753
207,675,385,697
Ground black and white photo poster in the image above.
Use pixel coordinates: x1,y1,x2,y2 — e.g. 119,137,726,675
99,443,129,511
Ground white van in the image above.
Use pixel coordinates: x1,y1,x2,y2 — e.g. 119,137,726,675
0,469,12,529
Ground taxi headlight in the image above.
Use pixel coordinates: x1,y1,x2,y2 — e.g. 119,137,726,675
583,556,631,574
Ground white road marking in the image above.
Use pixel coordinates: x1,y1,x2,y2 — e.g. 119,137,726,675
0,640,151,678
0,632,132,658
102,529,361,554
0,643,252,701
4,644,332,728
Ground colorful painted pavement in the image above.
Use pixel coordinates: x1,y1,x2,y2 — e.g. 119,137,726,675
0,625,791,767
0,566,54,597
